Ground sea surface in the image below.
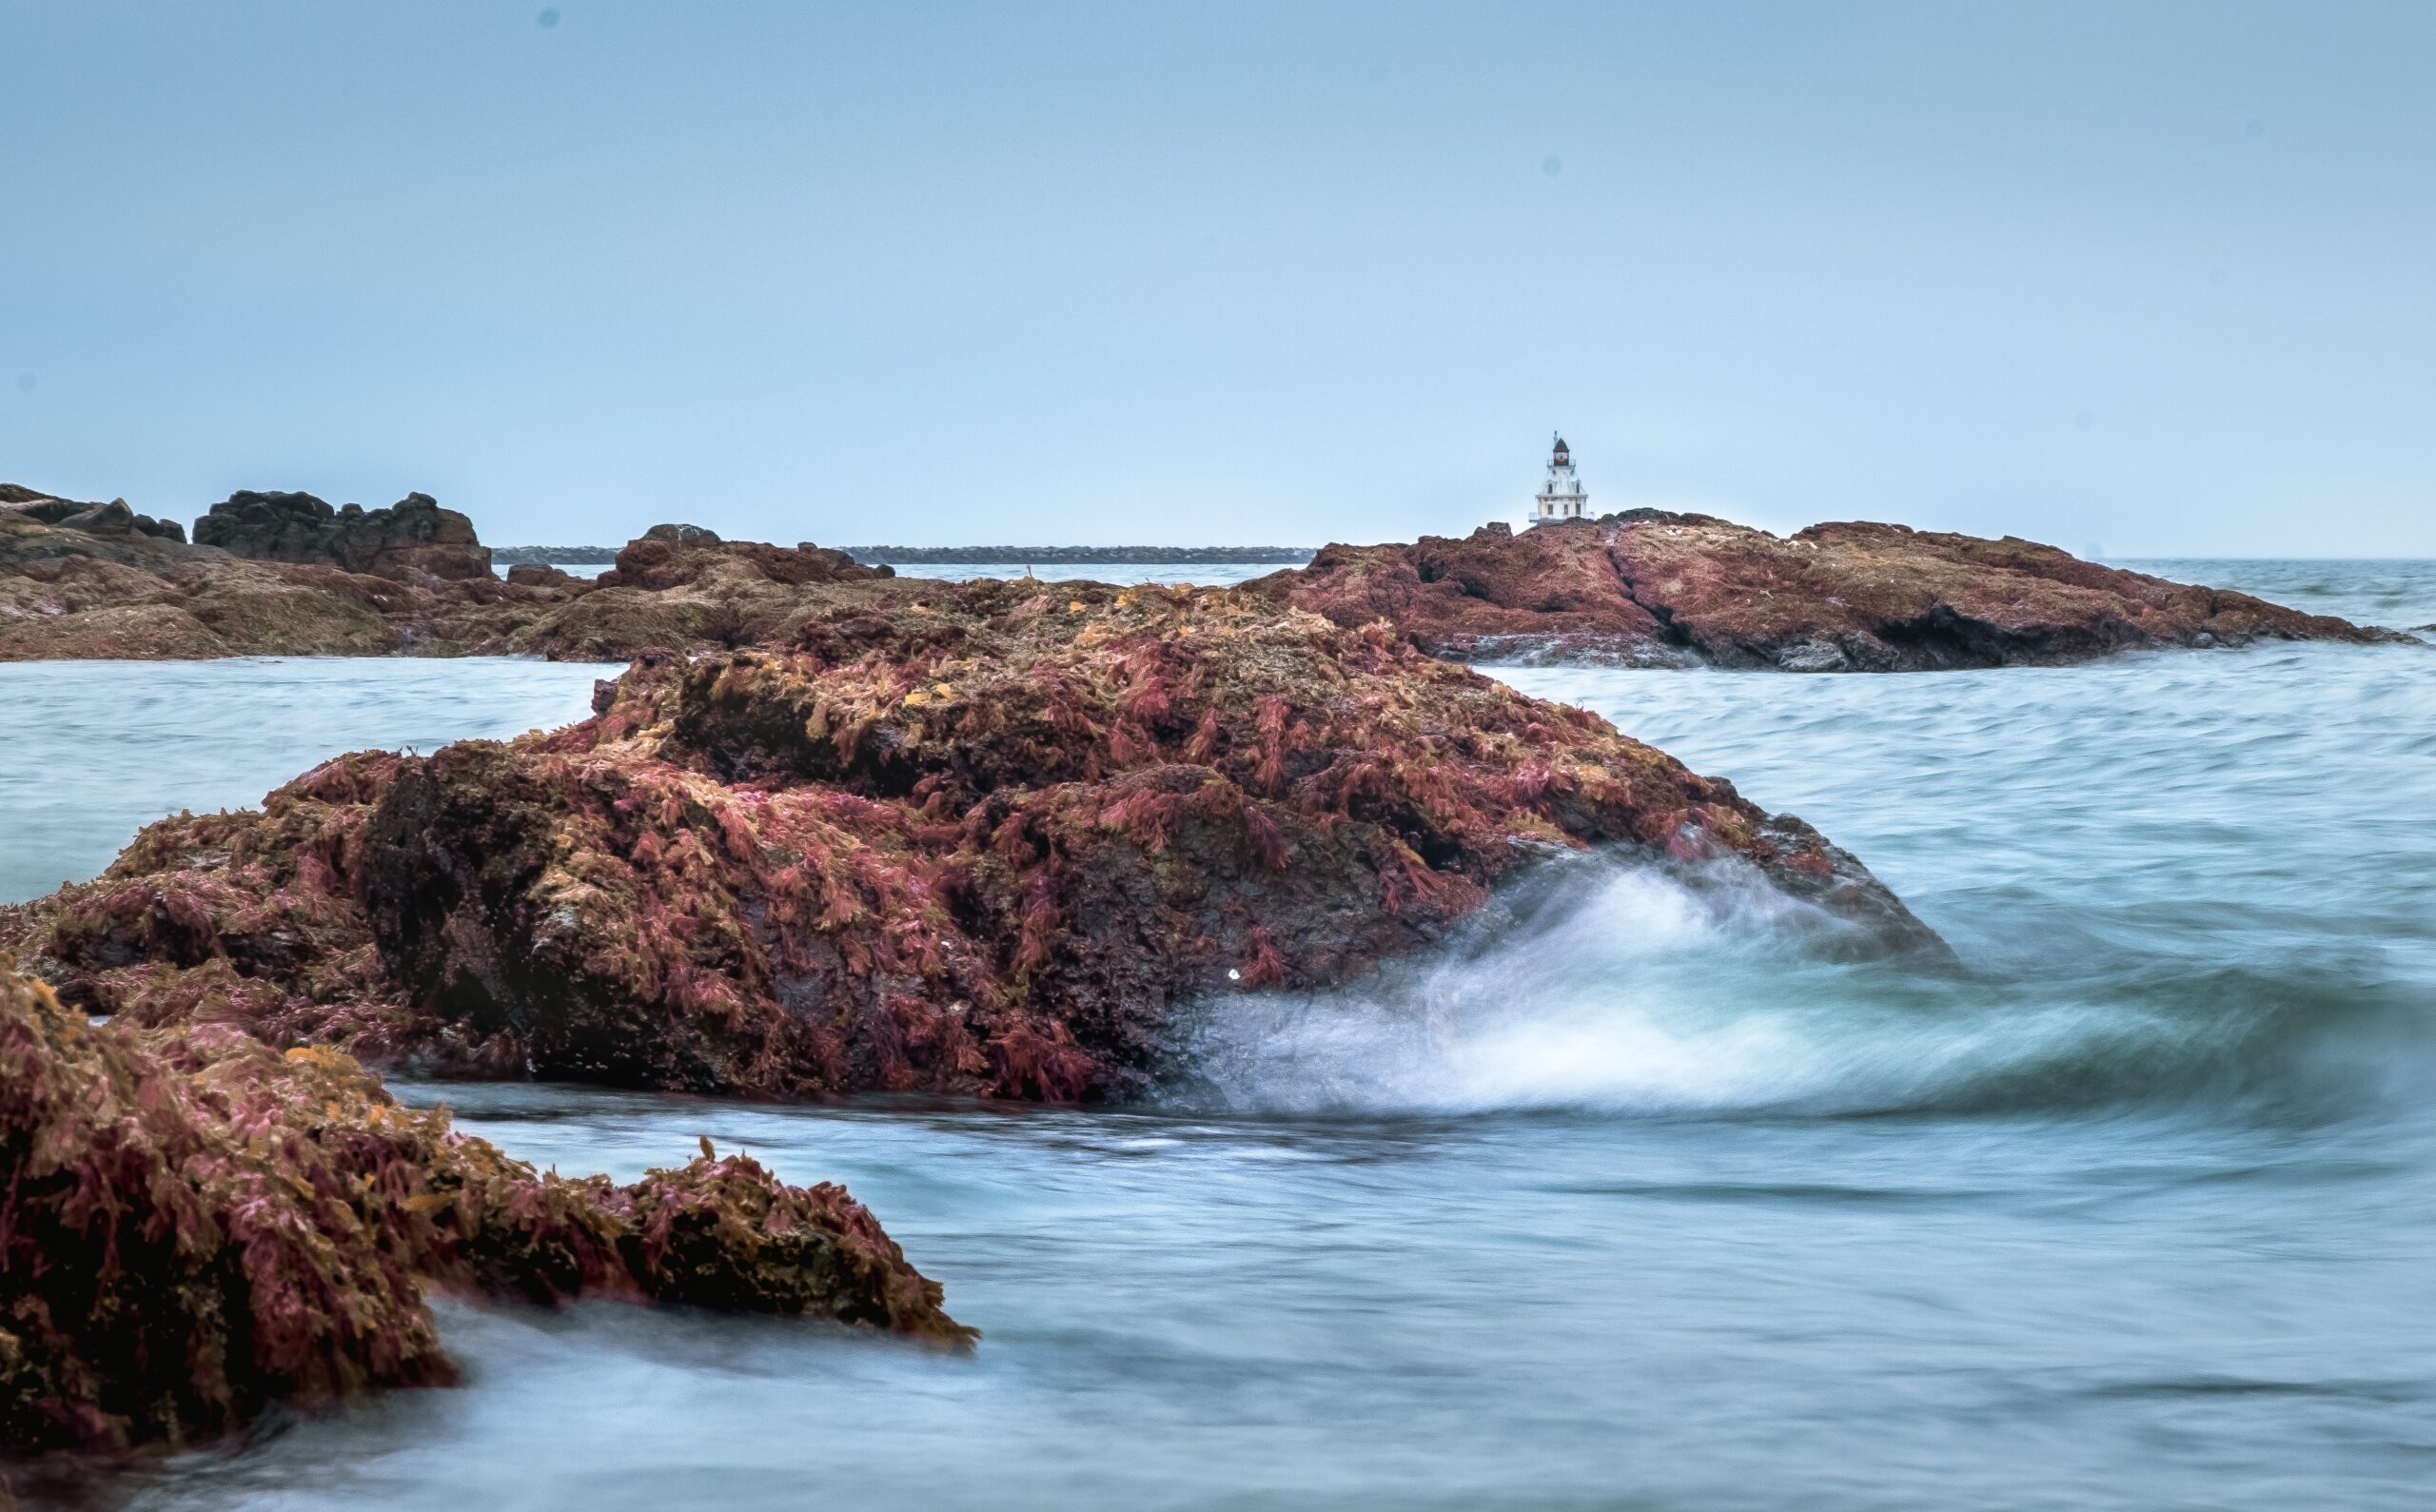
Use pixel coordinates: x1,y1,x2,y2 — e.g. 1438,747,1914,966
872,560,1292,586
3,561,2432,1511
487,560,1290,585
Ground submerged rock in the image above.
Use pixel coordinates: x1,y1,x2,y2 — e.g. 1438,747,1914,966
1256,514,2401,669
5,583,1940,1103
0,964,968,1459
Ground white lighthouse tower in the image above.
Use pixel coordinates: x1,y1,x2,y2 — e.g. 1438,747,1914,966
1532,434,1588,523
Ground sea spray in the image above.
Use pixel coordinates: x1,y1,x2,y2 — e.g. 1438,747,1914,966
1162,853,2433,1121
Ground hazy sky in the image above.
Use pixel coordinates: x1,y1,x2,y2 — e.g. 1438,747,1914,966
4,2,2431,554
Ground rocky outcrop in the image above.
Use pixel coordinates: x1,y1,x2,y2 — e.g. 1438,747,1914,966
1,508,405,660
1259,513,2401,670
2,486,185,543
2,582,1940,1104
502,527,892,660
11,490,2392,669
193,490,492,581
0,500,592,661
0,964,967,1458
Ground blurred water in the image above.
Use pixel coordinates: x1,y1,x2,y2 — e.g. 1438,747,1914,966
489,560,615,579
0,658,617,903
2122,557,2436,632
872,560,1292,586
5,568,2432,1510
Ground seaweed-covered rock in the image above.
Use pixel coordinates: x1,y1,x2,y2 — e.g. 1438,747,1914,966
6,481,2399,669
0,964,967,1458
6,582,1940,1102
504,531,891,659
1261,514,2400,669
193,491,492,581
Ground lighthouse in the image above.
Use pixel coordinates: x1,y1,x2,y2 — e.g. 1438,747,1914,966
1532,434,1588,523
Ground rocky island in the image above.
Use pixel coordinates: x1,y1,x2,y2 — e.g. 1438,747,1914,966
3,481,2400,668
1255,512,2402,669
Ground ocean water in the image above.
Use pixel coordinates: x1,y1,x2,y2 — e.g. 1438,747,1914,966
0,658,621,906
2122,558,2436,633
4,564,2433,1511
871,561,1295,586
485,560,1292,586
489,561,616,579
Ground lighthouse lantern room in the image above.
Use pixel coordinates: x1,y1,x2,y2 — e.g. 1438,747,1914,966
1533,434,1588,523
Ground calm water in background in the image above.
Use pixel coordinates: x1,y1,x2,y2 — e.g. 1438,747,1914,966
487,561,1293,585
3,562,2432,1511
0,658,621,905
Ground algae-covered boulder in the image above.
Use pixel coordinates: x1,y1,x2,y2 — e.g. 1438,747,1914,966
501,530,891,659
0,965,967,1459
7,581,1940,1103
1260,513,2399,669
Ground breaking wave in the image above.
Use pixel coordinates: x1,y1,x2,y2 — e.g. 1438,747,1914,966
1160,854,2429,1121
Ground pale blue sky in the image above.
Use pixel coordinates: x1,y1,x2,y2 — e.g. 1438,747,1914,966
4,2,2431,553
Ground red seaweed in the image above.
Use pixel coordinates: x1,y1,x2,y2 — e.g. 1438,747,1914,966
0,965,970,1460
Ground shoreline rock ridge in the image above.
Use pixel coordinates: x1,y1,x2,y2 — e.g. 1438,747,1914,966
1251,513,2403,670
1,486,2401,666
3,580,1940,1106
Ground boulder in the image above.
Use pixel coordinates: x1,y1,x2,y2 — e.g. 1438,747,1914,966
0,964,968,1457
505,561,580,588
6,583,1941,1103
3,489,186,542
193,490,492,580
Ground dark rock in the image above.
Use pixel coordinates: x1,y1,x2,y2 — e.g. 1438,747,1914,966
56,501,136,536
2,491,184,542
642,521,721,545
194,490,492,580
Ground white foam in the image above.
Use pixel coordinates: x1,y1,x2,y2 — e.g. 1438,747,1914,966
1167,856,2204,1118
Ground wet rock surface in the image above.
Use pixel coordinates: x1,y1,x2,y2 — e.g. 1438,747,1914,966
3,582,1939,1104
1257,513,2401,669
0,964,968,1460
